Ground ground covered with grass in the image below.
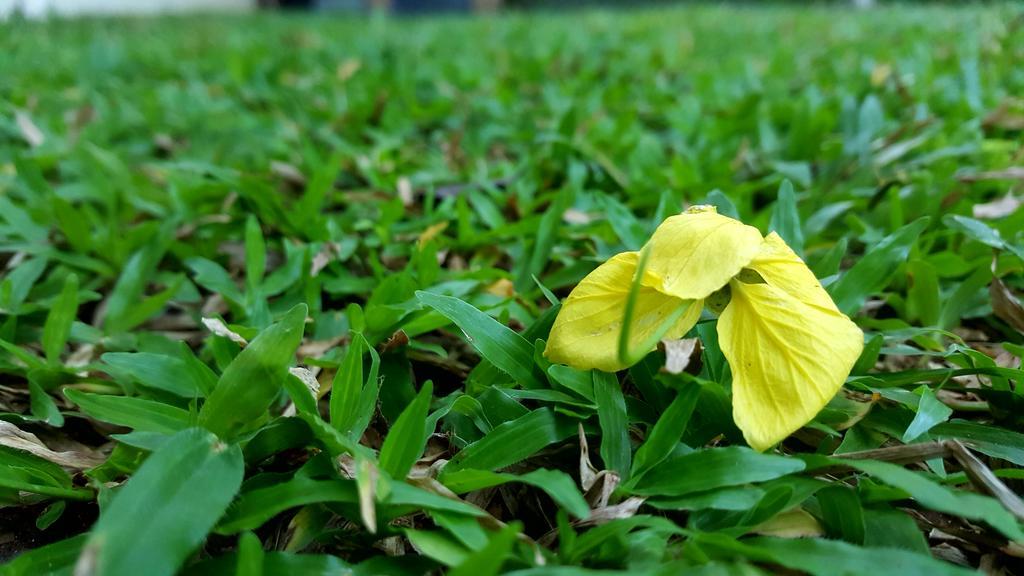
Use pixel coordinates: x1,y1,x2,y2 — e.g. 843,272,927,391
1,4,1024,575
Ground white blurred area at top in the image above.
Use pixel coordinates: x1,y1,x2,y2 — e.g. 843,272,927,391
0,0,255,19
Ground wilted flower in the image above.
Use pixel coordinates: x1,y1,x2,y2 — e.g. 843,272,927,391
544,205,864,451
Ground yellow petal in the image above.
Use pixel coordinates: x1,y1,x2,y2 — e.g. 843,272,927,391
748,232,839,313
718,280,863,451
644,206,764,300
544,252,701,372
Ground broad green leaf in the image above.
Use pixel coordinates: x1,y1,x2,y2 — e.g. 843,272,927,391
42,274,77,365
188,552,350,576
199,304,306,440
931,420,1024,465
102,351,213,398
847,459,1024,541
440,468,590,519
901,387,952,442
593,371,630,480
64,389,191,434
630,447,805,497
185,257,244,304
104,225,173,333
217,476,357,534
379,381,433,480
416,290,543,389
235,532,264,576
697,533,971,576
0,534,86,576
815,485,865,544
448,522,521,576
82,428,244,576
905,260,939,327
403,529,471,566
330,333,366,436
630,382,701,480
28,375,64,426
443,408,574,475
244,215,266,290
863,508,929,553
829,217,930,315
768,180,805,256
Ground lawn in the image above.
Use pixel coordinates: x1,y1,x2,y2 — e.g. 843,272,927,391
1,3,1024,575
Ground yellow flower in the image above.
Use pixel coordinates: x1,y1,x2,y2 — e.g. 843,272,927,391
544,206,864,451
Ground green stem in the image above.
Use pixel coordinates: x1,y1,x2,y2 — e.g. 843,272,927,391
0,480,95,501
617,246,695,367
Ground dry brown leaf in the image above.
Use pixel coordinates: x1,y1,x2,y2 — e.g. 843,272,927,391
562,209,594,225
357,458,379,534
270,160,307,186
871,63,893,86
575,496,645,528
990,276,1024,335
288,367,320,398
578,424,599,491
297,336,344,360
983,98,1024,131
973,194,1022,220
0,421,106,471
397,176,414,207
16,111,44,147
336,58,362,82
486,278,515,298
661,337,700,375
958,167,1024,182
417,221,449,249
201,317,248,346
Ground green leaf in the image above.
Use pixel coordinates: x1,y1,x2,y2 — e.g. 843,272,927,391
190,552,350,576
415,291,543,389
64,389,191,434
379,381,433,480
630,447,805,497
768,180,805,255
440,468,590,519
847,459,1024,541
199,304,307,440
403,529,471,566
83,428,243,576
863,508,928,553
216,476,357,534
104,225,173,333
593,371,630,480
102,351,213,398
698,533,972,576
829,217,929,315
28,375,64,427
443,408,574,475
42,274,77,365
901,387,952,442
448,522,521,576
0,534,86,576
235,532,264,576
630,382,700,480
330,333,366,436
185,257,244,304
244,215,266,290
815,485,865,544
942,214,1006,250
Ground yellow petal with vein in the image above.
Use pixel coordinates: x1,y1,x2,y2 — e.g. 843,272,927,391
544,252,701,372
644,206,764,300
748,232,839,313
718,280,863,451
